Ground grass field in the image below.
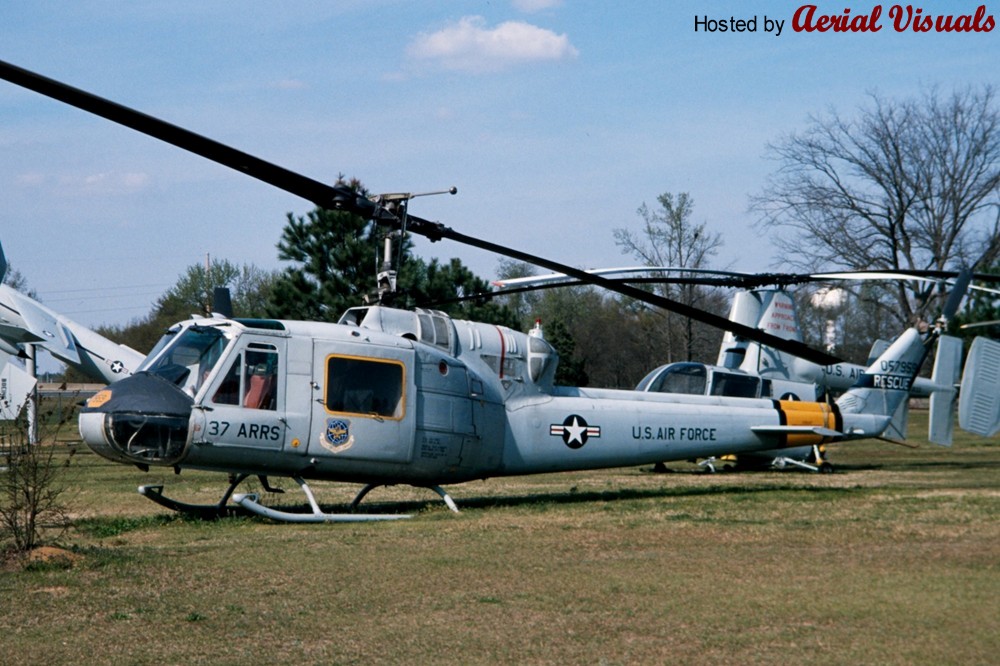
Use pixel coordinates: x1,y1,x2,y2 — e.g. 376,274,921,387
1,413,997,665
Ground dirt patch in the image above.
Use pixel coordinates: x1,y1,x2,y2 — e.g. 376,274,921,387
29,545,81,564
3,545,82,571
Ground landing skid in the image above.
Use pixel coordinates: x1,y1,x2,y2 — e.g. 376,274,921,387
697,447,835,474
139,474,461,523
771,456,821,472
139,473,252,519
772,446,835,473
233,477,412,523
697,458,730,473
351,483,461,514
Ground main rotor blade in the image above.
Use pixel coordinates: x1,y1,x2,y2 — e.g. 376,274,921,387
0,59,841,365
495,267,1000,291
421,276,747,309
493,266,761,289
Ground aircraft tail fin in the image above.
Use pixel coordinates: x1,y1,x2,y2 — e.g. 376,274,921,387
928,335,962,446
836,327,929,419
1,355,37,420
837,268,970,430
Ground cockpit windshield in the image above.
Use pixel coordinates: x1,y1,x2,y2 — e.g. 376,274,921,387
142,325,231,395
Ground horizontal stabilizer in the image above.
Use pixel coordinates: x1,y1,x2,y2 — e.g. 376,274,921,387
751,425,842,437
959,337,1000,437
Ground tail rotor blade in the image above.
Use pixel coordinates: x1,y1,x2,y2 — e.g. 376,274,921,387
942,268,972,321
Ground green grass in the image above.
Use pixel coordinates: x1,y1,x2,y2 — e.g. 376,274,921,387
1,413,998,665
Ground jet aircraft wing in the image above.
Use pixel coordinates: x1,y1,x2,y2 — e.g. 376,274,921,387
2,288,82,365
0,321,46,346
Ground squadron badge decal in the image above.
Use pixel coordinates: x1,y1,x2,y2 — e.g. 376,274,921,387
550,414,601,449
321,418,354,453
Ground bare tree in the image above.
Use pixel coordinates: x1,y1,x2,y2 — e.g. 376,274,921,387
753,86,1000,328
614,192,726,362
1,418,71,557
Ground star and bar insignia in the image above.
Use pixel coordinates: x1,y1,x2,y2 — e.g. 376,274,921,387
550,414,601,449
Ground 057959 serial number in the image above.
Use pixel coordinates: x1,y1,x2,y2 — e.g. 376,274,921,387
208,420,282,442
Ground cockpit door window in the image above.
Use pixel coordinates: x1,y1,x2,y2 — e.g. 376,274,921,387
211,343,279,410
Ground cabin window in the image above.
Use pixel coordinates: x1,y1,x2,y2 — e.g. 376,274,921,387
212,343,279,410
710,372,760,399
642,363,707,395
416,310,453,351
325,356,404,419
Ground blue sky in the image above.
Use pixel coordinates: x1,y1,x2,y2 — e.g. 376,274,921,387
1,1,998,331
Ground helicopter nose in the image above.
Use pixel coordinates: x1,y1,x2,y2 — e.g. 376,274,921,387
79,372,194,467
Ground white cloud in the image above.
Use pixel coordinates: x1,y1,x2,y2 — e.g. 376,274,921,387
67,171,151,196
407,16,578,73
16,172,46,187
120,172,151,189
511,0,563,13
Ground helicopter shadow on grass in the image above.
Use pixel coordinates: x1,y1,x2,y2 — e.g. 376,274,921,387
831,459,1000,473
251,480,864,520
211,457,997,521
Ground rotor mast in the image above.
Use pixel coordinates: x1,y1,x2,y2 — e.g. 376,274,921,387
367,187,457,304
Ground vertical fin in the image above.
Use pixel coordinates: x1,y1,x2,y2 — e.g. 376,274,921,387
0,354,38,420
838,268,969,424
928,335,962,446
836,328,928,417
